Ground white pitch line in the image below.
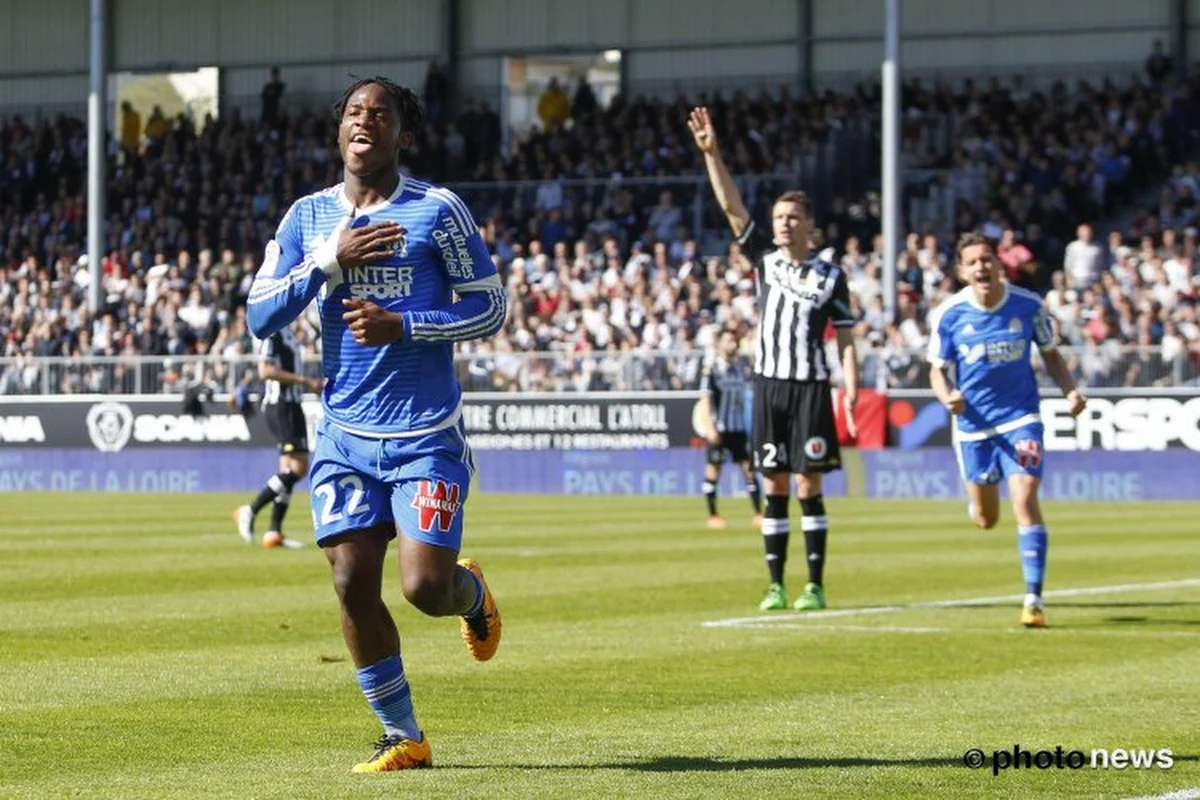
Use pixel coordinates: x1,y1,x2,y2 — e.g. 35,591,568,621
736,623,954,634
729,623,1200,639
702,578,1200,629
1125,789,1200,800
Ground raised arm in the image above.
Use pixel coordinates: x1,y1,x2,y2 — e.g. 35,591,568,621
688,106,750,236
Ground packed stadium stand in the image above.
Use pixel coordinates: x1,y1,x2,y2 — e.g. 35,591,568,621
2,65,1199,396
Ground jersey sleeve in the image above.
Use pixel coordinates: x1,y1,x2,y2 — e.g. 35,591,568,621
926,303,956,367
247,199,347,339
829,270,855,328
1031,300,1055,351
402,190,507,344
735,220,775,261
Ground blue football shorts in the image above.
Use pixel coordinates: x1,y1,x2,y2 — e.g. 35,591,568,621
308,415,476,550
954,421,1045,486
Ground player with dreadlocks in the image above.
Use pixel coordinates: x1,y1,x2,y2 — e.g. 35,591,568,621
247,76,506,772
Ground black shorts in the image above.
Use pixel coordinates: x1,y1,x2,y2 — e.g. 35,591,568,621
752,377,841,474
706,432,751,465
264,402,309,455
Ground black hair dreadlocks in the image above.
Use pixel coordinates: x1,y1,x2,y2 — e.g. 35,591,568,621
333,75,424,134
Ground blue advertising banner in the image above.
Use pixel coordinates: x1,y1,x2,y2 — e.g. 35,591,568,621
0,447,848,497
472,449,849,497
862,449,1200,501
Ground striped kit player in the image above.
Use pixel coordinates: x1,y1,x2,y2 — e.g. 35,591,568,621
689,104,860,614
698,328,762,528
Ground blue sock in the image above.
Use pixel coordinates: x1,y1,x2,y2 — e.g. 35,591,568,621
1017,524,1048,596
357,655,420,741
462,566,485,618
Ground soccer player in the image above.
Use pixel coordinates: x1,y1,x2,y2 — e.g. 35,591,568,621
699,327,762,529
234,325,321,549
246,77,506,772
928,232,1087,628
689,106,859,612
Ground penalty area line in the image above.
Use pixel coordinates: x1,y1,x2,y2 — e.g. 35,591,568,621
702,578,1200,629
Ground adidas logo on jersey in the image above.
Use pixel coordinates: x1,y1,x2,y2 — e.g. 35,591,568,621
962,323,975,335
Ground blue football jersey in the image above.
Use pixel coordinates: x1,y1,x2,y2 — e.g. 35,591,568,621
927,285,1054,436
247,176,506,437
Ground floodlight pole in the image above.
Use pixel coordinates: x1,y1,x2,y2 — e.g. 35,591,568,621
881,0,901,324
87,0,108,314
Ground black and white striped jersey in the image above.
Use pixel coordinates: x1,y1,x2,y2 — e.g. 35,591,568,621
261,327,303,406
699,356,751,433
738,221,854,382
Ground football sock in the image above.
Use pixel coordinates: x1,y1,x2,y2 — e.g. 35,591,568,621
747,476,762,514
800,495,828,586
268,491,290,533
762,495,789,585
250,471,299,515
703,480,718,516
1017,523,1048,597
461,564,485,618
357,655,421,741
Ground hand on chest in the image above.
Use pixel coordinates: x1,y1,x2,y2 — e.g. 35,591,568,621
309,222,439,304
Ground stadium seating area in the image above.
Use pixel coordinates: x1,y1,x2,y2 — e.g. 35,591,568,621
2,69,1200,395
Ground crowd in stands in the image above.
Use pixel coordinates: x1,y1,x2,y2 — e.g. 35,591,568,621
1,59,1199,397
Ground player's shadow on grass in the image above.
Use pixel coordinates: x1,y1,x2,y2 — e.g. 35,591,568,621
600,756,954,772
455,754,1200,771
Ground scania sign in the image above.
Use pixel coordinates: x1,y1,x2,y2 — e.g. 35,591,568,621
0,399,263,450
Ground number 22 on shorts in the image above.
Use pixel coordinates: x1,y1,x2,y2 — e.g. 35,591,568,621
313,475,368,525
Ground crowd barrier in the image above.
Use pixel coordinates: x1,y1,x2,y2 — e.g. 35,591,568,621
0,390,1196,500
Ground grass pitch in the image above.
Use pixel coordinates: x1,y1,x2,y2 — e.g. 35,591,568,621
0,493,1197,799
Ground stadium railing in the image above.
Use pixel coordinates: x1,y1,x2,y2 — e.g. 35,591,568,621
1,346,1193,397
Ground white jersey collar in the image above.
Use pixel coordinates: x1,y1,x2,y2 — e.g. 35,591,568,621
337,172,406,216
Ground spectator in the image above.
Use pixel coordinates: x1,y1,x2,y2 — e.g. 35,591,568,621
261,67,285,125
424,61,449,126
537,78,570,132
997,228,1037,289
572,75,598,120
1064,223,1105,290
119,102,141,156
1146,40,1173,85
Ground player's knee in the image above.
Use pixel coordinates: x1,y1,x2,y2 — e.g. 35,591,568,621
795,473,822,498
402,571,455,617
974,511,999,530
765,473,789,495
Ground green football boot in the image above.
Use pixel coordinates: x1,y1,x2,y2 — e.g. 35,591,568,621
794,582,827,611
